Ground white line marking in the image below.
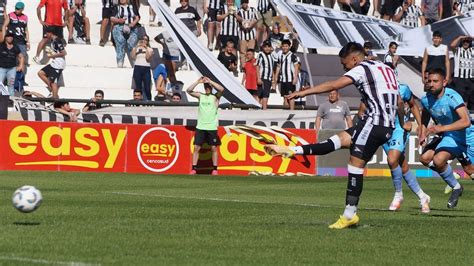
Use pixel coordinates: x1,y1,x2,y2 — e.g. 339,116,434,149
0,256,100,266
106,191,389,211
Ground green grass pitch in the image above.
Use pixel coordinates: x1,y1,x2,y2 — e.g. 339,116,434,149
0,171,473,265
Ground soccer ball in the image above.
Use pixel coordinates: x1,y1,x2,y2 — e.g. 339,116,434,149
12,185,43,213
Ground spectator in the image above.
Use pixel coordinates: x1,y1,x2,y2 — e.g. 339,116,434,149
175,0,202,37
422,0,443,24
236,0,258,69
441,0,454,18
296,65,310,107
381,0,403,20
268,22,285,55
83,89,111,112
217,0,239,52
256,0,273,49
99,0,117,46
242,49,258,101
273,39,299,110
337,0,371,15
363,41,378,60
131,35,153,101
111,0,140,68
67,0,91,44
454,0,474,15
2,2,30,75
155,31,180,85
0,0,5,38
450,35,474,109
54,100,80,122
187,77,224,175
0,31,24,95
153,63,169,101
37,27,66,99
394,0,425,27
315,90,352,130
384,41,400,75
217,40,238,75
126,89,143,106
34,0,68,64
171,92,182,102
422,31,450,83
204,0,220,50
256,41,275,109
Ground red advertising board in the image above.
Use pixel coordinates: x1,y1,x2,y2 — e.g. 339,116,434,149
0,121,316,175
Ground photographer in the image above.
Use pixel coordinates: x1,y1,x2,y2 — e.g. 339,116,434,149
131,35,154,101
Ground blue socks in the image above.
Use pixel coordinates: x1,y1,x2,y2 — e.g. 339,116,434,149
391,166,403,192
403,170,421,194
439,165,460,188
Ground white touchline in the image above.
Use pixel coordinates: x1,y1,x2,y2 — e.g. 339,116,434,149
106,191,388,212
0,256,101,266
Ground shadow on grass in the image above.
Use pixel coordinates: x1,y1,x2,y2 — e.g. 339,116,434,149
13,221,41,226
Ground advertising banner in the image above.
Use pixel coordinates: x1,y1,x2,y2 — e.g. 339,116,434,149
0,121,316,176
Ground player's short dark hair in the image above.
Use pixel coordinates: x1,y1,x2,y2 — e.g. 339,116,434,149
94,90,104,97
389,41,398,48
133,89,142,94
338,42,364,58
246,49,255,53
204,83,212,90
432,31,442,38
281,39,291,46
428,68,446,78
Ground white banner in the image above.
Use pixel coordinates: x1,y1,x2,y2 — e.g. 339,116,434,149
273,0,474,56
148,0,261,107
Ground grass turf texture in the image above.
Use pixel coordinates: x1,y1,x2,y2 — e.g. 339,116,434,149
0,171,473,265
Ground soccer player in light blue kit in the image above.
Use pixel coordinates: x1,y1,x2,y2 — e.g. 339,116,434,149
382,84,431,212
419,68,471,208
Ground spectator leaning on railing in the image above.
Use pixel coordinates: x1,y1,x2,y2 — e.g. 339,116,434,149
54,100,80,122
83,89,111,112
67,0,91,44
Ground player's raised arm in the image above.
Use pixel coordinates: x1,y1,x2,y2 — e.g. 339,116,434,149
186,78,203,99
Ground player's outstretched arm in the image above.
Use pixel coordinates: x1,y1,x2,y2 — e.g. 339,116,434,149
429,106,471,134
286,76,353,100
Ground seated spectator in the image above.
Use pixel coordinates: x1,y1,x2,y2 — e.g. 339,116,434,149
155,31,180,85
54,100,80,122
111,0,140,68
0,31,24,96
67,0,91,44
83,89,111,112
218,40,238,75
384,41,400,75
127,89,143,106
132,35,153,101
171,92,182,103
363,41,378,60
394,0,425,27
315,90,352,130
242,49,258,101
153,63,169,101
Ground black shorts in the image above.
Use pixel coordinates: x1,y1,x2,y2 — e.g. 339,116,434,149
247,89,258,95
421,135,442,155
381,0,402,16
257,79,271,98
102,7,115,19
41,65,63,83
43,25,64,39
280,82,295,97
220,35,239,49
194,129,221,146
345,120,393,161
208,8,219,22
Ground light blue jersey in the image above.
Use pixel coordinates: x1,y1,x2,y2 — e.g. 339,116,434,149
383,84,412,153
466,123,474,162
421,87,467,144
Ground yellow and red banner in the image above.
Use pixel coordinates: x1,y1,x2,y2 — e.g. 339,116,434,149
0,121,316,175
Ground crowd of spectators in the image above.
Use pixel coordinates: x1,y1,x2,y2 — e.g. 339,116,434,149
0,0,472,113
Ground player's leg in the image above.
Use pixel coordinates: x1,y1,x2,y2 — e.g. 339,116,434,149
191,129,205,174
399,154,431,213
67,9,76,43
208,130,221,175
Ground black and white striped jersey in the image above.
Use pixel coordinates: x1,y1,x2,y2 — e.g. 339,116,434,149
276,51,299,83
257,52,275,80
426,44,448,73
394,4,423,27
344,60,399,128
102,0,116,8
218,4,239,37
115,4,138,24
238,7,258,41
257,0,272,13
458,0,474,14
454,46,474,79
207,0,220,10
